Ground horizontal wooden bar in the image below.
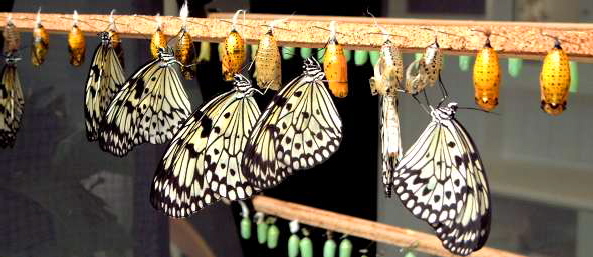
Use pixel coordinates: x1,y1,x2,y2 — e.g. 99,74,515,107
2,12,593,62
252,196,525,257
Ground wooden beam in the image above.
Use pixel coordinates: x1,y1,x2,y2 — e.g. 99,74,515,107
253,196,525,257
1,12,593,62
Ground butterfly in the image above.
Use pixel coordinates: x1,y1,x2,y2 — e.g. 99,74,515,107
150,74,261,217
241,57,343,189
99,47,191,157
392,102,491,256
84,31,126,142
0,53,24,148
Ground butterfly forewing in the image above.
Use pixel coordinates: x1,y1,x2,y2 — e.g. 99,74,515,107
0,63,24,148
99,52,191,157
242,58,343,189
85,36,126,141
392,104,490,256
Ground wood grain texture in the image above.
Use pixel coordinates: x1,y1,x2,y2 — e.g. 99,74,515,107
1,12,593,61
253,195,525,257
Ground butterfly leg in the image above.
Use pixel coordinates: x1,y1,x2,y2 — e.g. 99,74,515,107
412,93,430,114
437,73,449,107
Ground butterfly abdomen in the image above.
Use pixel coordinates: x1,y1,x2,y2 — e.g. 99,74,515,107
31,23,49,67
323,39,348,98
540,41,570,116
68,24,86,67
222,30,246,81
255,31,282,90
473,40,500,111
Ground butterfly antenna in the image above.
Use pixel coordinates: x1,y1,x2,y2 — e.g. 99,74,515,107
412,93,430,114
458,106,500,115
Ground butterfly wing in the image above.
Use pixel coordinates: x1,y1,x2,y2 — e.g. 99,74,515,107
99,59,191,156
380,95,402,198
393,115,490,256
85,44,125,141
204,94,260,201
0,64,24,148
242,73,342,189
150,91,232,217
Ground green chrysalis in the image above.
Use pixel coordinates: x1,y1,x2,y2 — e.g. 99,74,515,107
257,222,268,244
569,61,578,93
317,48,326,62
339,238,352,257
459,55,471,72
301,48,313,59
404,251,417,257
283,47,295,60
267,224,280,249
288,234,300,257
369,51,380,66
354,50,368,66
251,44,258,60
344,49,352,62
240,217,251,240
323,239,337,257
300,237,314,257
508,58,523,78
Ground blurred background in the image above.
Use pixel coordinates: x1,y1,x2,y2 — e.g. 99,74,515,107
1,0,592,257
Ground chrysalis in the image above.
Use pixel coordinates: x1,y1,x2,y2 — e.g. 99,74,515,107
405,36,443,94
222,10,247,81
323,21,348,98
254,18,285,91
68,10,86,67
2,14,21,55
150,13,167,59
473,30,501,111
174,1,196,80
106,10,125,69
540,35,570,116
31,9,49,67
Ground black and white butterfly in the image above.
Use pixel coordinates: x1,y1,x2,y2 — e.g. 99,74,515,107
241,57,343,189
85,31,125,142
393,102,491,256
99,47,191,156
0,53,24,148
150,74,261,218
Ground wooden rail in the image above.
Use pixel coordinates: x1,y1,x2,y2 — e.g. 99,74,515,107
253,196,525,257
1,12,593,62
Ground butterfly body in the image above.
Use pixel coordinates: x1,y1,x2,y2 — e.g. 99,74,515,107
323,37,348,98
540,40,570,116
151,74,260,217
99,47,191,156
473,38,500,111
222,29,246,81
242,58,343,189
84,32,126,142
393,102,491,256
0,54,24,148
68,24,86,67
31,22,49,67
379,95,401,197
405,41,442,94
255,30,282,91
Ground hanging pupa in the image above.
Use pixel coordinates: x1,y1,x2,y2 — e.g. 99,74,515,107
3,14,20,55
174,1,196,80
405,31,443,94
323,21,348,98
68,10,86,67
368,24,404,96
150,13,167,59
221,10,247,81
540,34,570,116
31,9,49,67
254,18,285,90
106,10,125,69
472,29,501,111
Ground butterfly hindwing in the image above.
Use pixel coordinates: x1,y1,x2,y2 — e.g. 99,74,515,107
393,103,490,256
85,40,125,141
0,63,24,148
